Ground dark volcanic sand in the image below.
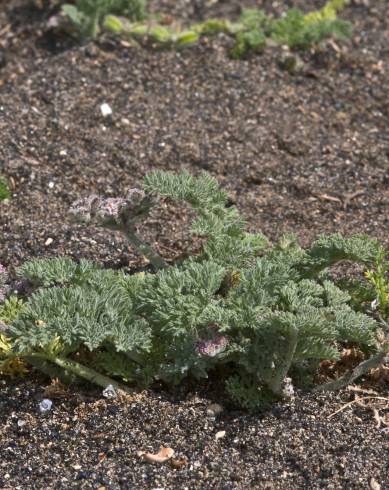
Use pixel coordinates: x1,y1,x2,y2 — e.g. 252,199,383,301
0,1,388,488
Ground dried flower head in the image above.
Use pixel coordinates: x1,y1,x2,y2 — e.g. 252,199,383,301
69,194,100,224
69,189,154,230
95,197,127,228
123,188,155,221
195,333,228,358
126,188,147,205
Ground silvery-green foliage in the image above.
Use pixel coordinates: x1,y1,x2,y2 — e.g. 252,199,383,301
5,170,386,409
18,257,101,288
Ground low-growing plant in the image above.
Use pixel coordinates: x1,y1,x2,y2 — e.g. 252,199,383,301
103,1,352,57
62,0,147,38
0,264,27,377
269,7,351,51
0,176,11,201
1,171,387,409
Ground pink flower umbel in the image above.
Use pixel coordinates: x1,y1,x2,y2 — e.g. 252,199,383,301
69,194,100,224
95,197,127,227
69,188,166,269
195,326,228,358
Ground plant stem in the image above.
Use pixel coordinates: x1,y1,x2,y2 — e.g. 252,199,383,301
124,227,167,270
29,353,133,394
267,328,298,395
25,356,78,384
315,343,389,392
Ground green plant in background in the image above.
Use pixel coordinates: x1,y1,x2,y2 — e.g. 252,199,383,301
62,0,146,38
0,176,11,201
102,0,352,57
103,15,200,47
229,1,351,56
229,9,269,58
304,0,348,24
270,7,351,50
1,171,387,409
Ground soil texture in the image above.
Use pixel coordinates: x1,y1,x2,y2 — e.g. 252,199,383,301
0,1,388,488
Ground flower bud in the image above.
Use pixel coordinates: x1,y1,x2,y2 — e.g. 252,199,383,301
195,334,228,357
95,197,127,228
69,195,100,224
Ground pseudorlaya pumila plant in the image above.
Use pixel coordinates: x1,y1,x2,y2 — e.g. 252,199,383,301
1,170,388,409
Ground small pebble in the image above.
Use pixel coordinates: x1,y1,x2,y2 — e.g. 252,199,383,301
215,430,226,440
45,237,53,246
102,384,117,399
100,103,113,117
369,477,381,490
39,399,53,414
206,403,223,418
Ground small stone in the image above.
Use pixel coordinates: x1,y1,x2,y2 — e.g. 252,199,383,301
370,299,378,310
215,430,226,440
48,181,55,189
59,149,67,156
121,117,130,126
17,419,26,428
100,103,113,117
282,377,295,399
278,51,304,74
102,384,117,399
47,15,61,29
39,399,53,414
369,477,381,490
206,403,223,418
45,237,53,246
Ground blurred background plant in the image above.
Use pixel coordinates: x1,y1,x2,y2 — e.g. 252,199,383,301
107,3,352,56
0,177,11,201
62,0,146,38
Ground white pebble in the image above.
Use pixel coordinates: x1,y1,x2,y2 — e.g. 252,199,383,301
215,430,226,440
39,399,53,414
100,103,113,117
206,403,223,418
102,384,117,399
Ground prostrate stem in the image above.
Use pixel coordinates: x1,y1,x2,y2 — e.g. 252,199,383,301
124,227,167,270
30,353,134,394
